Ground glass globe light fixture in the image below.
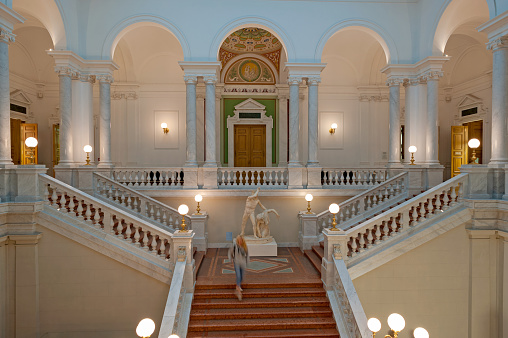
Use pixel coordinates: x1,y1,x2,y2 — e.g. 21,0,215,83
387,313,405,334
136,318,155,338
413,327,429,338
161,122,169,134
83,145,92,165
178,204,189,231
408,145,417,165
168,335,180,338
367,317,382,337
330,123,338,134
194,194,203,215
305,194,313,214
468,138,480,163
328,203,340,231
24,137,38,164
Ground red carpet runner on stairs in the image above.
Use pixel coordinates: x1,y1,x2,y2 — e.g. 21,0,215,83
188,247,340,337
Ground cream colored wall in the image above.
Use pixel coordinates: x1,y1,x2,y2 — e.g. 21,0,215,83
353,224,470,338
37,226,169,337
157,194,349,245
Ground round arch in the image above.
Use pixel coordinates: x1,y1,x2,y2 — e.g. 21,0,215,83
431,0,490,56
101,14,190,60
209,16,295,62
315,20,397,64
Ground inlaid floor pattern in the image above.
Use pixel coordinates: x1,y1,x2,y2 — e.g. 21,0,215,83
188,247,340,337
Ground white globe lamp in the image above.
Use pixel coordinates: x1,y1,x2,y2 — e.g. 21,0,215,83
305,194,313,214
178,204,189,231
136,318,155,338
387,313,405,333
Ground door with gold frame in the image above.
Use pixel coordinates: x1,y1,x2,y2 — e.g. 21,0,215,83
53,124,60,168
451,126,468,177
466,120,482,164
21,123,38,164
234,125,266,167
10,118,22,164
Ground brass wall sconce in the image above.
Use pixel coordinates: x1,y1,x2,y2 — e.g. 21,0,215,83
25,137,38,164
369,313,428,338
468,138,480,163
408,145,417,165
178,204,189,231
305,194,313,214
161,122,169,134
194,194,202,215
329,123,337,134
83,144,92,165
328,203,340,230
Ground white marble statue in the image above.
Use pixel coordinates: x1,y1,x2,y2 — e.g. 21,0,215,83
240,187,266,236
254,209,279,238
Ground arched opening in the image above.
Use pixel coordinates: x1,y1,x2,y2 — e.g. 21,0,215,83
319,27,389,167
110,23,185,167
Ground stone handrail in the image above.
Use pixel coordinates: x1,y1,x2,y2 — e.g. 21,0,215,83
158,256,186,338
112,168,184,187
340,173,468,260
321,168,389,187
39,174,174,261
93,172,189,232
218,167,288,188
328,257,370,338
317,172,408,231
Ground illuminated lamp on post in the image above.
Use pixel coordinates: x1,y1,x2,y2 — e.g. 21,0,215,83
24,137,38,164
468,138,480,163
83,145,92,165
408,145,417,165
328,203,340,231
305,194,313,214
178,204,189,232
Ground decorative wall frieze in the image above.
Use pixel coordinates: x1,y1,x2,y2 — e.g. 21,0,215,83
486,36,508,51
0,28,15,44
111,91,138,100
223,85,276,94
359,94,389,102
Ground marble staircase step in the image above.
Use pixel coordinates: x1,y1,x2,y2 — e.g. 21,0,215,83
190,306,333,320
192,296,331,309
187,327,340,337
304,244,324,273
195,281,323,290
194,287,325,299
188,317,337,332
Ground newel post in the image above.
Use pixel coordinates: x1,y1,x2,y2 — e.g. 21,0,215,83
171,230,195,291
298,212,319,251
189,212,208,252
322,228,348,290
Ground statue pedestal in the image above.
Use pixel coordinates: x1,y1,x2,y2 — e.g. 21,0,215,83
245,235,277,257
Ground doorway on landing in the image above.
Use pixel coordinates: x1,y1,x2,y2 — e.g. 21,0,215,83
451,120,483,177
234,125,266,167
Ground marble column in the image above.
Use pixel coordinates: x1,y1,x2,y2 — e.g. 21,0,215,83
387,78,402,165
278,89,289,166
488,37,508,165
98,75,113,167
0,29,14,165
204,76,217,167
288,77,302,167
57,68,74,164
425,72,441,165
307,77,320,167
184,76,198,167
403,80,411,163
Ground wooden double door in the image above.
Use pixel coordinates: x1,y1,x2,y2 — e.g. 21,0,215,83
10,119,38,165
234,125,266,167
451,120,483,177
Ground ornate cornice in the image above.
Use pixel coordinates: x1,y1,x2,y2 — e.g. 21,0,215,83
0,28,15,44
487,36,508,51
184,75,198,84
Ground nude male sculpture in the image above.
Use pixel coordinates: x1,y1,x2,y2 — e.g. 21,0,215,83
240,187,266,236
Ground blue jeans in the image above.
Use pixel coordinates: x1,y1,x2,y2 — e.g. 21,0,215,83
234,264,244,287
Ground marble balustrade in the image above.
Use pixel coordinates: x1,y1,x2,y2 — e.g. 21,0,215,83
217,167,289,188
316,172,408,232
93,172,188,232
321,168,389,187
112,168,185,187
39,173,174,260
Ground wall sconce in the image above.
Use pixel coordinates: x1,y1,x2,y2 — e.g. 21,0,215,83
408,145,417,165
178,204,189,232
161,122,169,134
468,138,480,163
305,194,313,214
329,123,337,134
194,194,202,215
328,203,340,231
83,145,92,165
136,318,155,338
24,137,38,164
368,313,407,338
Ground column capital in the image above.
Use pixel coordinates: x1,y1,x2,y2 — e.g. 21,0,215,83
408,77,420,86
55,66,78,78
97,74,114,84
307,76,321,85
386,77,403,87
288,76,303,85
76,73,96,84
420,70,444,81
184,75,198,84
487,36,508,51
203,75,217,84
0,28,14,44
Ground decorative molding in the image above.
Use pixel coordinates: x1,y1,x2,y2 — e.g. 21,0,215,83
223,85,276,94
333,244,342,259
359,95,389,102
111,91,138,100
0,28,15,44
177,246,186,262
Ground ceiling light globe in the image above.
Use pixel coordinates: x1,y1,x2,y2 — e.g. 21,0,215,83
136,318,155,337
331,123,338,129
387,313,405,332
194,194,203,202
329,203,340,214
168,335,180,338
161,122,168,129
305,193,313,202
25,137,38,148
367,317,381,333
468,138,480,149
413,327,429,338
83,145,92,153
178,204,189,216
408,145,417,153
